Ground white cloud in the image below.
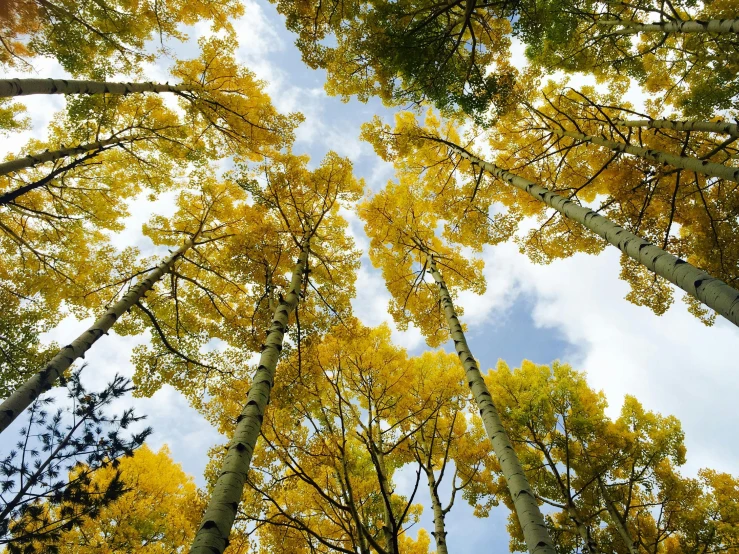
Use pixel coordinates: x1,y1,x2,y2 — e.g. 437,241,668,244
3,5,736,551
455,244,521,327
465,240,739,477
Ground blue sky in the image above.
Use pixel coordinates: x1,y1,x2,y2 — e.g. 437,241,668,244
1,1,738,551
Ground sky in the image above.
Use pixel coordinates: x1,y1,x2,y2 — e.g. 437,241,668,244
1,1,738,552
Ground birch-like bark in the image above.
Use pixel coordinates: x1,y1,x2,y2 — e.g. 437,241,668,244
0,78,192,98
614,118,739,138
189,241,310,554
429,136,739,328
567,506,598,553
426,254,555,554
598,18,739,34
426,470,449,554
549,128,739,183
0,240,193,433
597,478,639,554
376,444,398,554
0,135,134,179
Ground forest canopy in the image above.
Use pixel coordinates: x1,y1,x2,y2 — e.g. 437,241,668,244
0,0,737,553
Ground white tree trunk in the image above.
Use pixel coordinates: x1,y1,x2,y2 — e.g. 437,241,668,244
614,118,739,138
426,470,449,554
0,78,192,97
598,19,739,34
427,254,555,554
189,241,310,554
0,135,133,181
549,128,739,183
0,240,193,433
429,136,739,328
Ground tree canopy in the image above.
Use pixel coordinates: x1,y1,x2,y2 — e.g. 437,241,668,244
0,0,737,552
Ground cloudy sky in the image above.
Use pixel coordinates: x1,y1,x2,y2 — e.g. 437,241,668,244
2,1,738,551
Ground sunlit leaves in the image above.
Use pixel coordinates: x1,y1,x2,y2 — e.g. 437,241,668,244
0,0,244,76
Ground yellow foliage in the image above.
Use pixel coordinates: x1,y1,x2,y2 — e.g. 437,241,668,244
51,445,203,553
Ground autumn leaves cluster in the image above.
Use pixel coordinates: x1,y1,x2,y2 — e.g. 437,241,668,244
0,0,739,553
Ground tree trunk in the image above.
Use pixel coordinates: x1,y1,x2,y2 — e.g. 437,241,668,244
614,118,739,138
376,444,398,554
0,240,193,433
189,240,310,554
549,128,739,183
428,136,739,328
426,254,555,554
426,469,449,554
0,78,192,98
598,18,739,34
597,478,639,554
0,135,135,180
567,506,598,553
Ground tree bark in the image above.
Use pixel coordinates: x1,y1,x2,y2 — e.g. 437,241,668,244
426,137,739,328
0,135,134,180
597,478,639,554
426,254,556,554
375,442,398,554
598,18,739,34
189,240,310,554
548,128,739,183
567,506,598,553
0,240,193,433
426,469,449,554
0,78,192,98
614,118,739,138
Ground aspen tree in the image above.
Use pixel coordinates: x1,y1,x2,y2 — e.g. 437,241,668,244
189,241,311,554
0,94,193,204
0,135,136,179
0,0,243,74
191,152,362,554
0,36,302,159
613,119,739,138
401,351,497,554
360,182,555,554
204,320,455,554
0,39,296,331
363,110,739,326
439,136,739,328
118,179,269,399
489,84,739,319
0,239,194,433
0,79,193,98
515,0,739,115
545,127,739,184
426,254,555,554
597,18,739,34
485,360,693,553
0,98,187,316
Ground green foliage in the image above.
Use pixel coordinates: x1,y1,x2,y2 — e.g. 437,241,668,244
271,0,517,124
0,289,56,398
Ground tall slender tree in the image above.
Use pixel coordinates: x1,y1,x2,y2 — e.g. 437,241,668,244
190,151,363,554
360,181,555,554
362,110,739,326
400,351,498,554
513,0,739,114
0,237,195,433
485,359,739,554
